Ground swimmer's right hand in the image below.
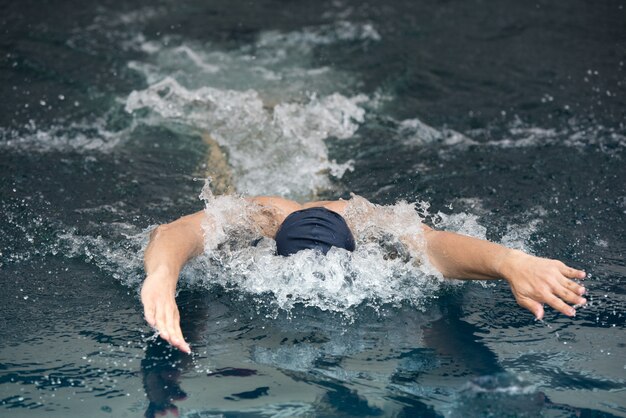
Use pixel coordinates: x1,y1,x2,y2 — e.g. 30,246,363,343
141,274,191,354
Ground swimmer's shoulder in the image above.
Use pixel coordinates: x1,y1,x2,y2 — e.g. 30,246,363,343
301,199,349,215
245,197,301,236
243,195,369,237
247,195,366,219
247,196,302,215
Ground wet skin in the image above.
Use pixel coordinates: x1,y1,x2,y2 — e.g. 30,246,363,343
141,196,587,353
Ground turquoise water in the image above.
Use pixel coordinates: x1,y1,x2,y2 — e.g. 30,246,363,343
1,0,625,417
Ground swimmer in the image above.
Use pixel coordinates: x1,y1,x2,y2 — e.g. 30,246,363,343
141,195,587,353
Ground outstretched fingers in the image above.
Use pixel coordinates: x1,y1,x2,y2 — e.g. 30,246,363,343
155,308,169,341
141,278,191,353
545,294,576,317
508,255,588,319
560,275,586,296
521,280,586,319
552,281,587,306
541,274,586,317
155,306,190,354
559,263,586,280
518,297,545,320
144,303,157,328
166,307,191,354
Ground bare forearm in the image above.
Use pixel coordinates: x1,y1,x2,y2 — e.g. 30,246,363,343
422,224,586,319
423,226,514,281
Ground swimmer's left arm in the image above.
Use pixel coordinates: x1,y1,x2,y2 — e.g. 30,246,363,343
422,225,586,319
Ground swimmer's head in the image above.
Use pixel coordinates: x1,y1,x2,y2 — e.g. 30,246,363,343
275,207,356,256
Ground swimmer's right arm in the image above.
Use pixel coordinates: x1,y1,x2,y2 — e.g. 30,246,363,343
142,210,206,353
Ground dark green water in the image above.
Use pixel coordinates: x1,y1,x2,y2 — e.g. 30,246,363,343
1,0,625,417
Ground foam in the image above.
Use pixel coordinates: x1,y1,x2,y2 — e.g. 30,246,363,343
2,187,545,319
431,211,488,239
256,21,381,48
56,225,147,285
3,9,568,317
179,181,442,315
1,211,147,286
396,116,626,153
121,21,384,198
0,118,127,153
125,77,365,198
191,244,442,315
125,22,378,102
483,118,626,151
399,118,477,148
4,20,376,196
460,373,537,395
500,219,543,253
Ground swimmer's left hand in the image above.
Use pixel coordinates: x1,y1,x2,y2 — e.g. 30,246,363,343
500,250,587,320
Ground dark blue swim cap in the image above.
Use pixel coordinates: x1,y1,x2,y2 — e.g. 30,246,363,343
275,207,356,256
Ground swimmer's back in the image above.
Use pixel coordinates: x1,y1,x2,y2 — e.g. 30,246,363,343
246,196,349,238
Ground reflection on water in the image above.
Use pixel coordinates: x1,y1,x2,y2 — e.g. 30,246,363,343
134,291,622,417
1,0,625,417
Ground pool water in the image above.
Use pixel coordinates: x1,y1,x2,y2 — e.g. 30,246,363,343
1,0,625,417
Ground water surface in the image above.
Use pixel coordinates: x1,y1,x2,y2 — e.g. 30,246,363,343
1,0,625,417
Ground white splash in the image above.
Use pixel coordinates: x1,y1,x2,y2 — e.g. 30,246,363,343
256,21,381,48
122,21,383,198
500,219,543,253
399,118,476,147
125,77,365,198
181,181,442,314
0,118,127,153
432,211,488,239
125,21,378,102
395,116,626,153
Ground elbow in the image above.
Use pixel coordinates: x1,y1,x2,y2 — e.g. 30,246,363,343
150,223,172,240
421,224,438,242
